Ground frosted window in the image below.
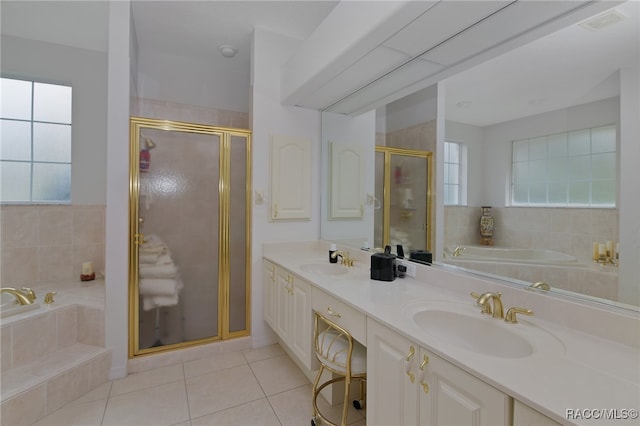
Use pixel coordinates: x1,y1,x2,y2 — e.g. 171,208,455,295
568,130,590,156
33,123,71,162
511,125,616,207
547,133,567,157
0,78,72,203
1,78,32,120
1,162,31,201
33,82,72,124
32,163,71,201
1,120,31,160
591,125,616,153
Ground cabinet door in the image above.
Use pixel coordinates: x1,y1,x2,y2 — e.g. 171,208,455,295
367,318,419,426
330,141,364,219
290,276,313,370
419,349,511,426
263,261,276,328
274,267,292,342
513,400,562,426
270,135,311,220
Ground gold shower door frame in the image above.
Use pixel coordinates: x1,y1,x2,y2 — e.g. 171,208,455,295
375,146,433,252
128,117,252,357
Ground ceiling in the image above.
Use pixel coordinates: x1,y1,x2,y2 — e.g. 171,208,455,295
444,1,639,127
2,1,636,126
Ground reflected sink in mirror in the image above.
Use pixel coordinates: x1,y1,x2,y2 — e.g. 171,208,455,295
299,263,350,277
413,309,533,358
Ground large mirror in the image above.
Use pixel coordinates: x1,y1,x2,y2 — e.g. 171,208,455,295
321,1,639,310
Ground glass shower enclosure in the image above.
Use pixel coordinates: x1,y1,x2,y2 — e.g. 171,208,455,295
129,117,251,356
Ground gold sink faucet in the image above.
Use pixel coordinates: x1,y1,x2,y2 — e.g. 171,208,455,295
330,250,355,267
475,291,504,319
1,287,37,305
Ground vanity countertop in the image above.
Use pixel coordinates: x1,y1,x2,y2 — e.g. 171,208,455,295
263,241,640,426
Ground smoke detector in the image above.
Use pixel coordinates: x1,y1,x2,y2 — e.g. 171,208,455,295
218,45,238,58
579,9,626,31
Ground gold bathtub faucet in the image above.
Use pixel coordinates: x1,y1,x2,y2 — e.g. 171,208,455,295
452,246,465,257
1,287,37,305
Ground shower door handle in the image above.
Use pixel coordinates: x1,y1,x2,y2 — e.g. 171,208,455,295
134,233,147,245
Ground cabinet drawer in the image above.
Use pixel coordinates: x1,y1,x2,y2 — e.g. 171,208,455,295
312,287,366,345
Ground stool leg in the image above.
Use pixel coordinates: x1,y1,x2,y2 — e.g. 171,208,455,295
341,375,351,426
311,365,325,422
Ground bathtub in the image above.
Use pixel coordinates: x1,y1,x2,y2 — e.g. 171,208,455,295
444,245,581,265
0,280,110,425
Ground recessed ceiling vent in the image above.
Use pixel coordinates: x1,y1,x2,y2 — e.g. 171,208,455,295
578,9,626,32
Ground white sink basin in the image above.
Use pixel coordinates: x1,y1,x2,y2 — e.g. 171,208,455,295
299,263,350,276
413,309,534,358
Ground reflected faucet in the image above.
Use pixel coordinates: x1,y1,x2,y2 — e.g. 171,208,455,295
475,292,504,319
452,246,465,257
1,287,36,305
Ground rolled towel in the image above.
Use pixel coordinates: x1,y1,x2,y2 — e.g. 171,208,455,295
139,252,160,264
139,263,178,278
139,278,181,297
140,234,169,255
156,253,174,265
142,294,179,311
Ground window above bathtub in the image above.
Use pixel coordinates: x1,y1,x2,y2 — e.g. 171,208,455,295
511,124,616,208
0,77,72,204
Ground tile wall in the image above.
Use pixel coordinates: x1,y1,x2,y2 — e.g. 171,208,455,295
1,205,106,286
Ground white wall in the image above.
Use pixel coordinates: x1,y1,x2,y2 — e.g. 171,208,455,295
385,84,438,132
250,27,322,347
618,62,640,307
137,49,249,113
105,0,132,379
0,35,107,205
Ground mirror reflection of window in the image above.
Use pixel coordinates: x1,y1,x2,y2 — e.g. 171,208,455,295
444,140,467,206
511,124,616,207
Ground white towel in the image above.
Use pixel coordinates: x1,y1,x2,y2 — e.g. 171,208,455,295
142,294,179,311
140,234,168,255
139,263,178,278
139,278,182,297
139,252,159,264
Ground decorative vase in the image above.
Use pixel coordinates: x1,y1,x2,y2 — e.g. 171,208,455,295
479,206,494,246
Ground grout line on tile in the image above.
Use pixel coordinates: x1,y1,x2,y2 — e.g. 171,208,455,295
181,360,193,422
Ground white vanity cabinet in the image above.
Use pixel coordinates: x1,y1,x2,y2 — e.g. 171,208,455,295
263,260,276,329
367,318,511,426
272,265,314,370
513,400,562,426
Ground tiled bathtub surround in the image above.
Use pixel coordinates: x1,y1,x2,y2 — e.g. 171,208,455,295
443,205,620,301
0,205,106,286
1,280,108,425
1,308,110,425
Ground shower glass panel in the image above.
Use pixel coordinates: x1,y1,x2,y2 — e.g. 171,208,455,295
129,117,251,357
374,147,432,253
374,151,386,250
228,134,249,335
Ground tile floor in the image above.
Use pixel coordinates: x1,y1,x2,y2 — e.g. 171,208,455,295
33,344,366,426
